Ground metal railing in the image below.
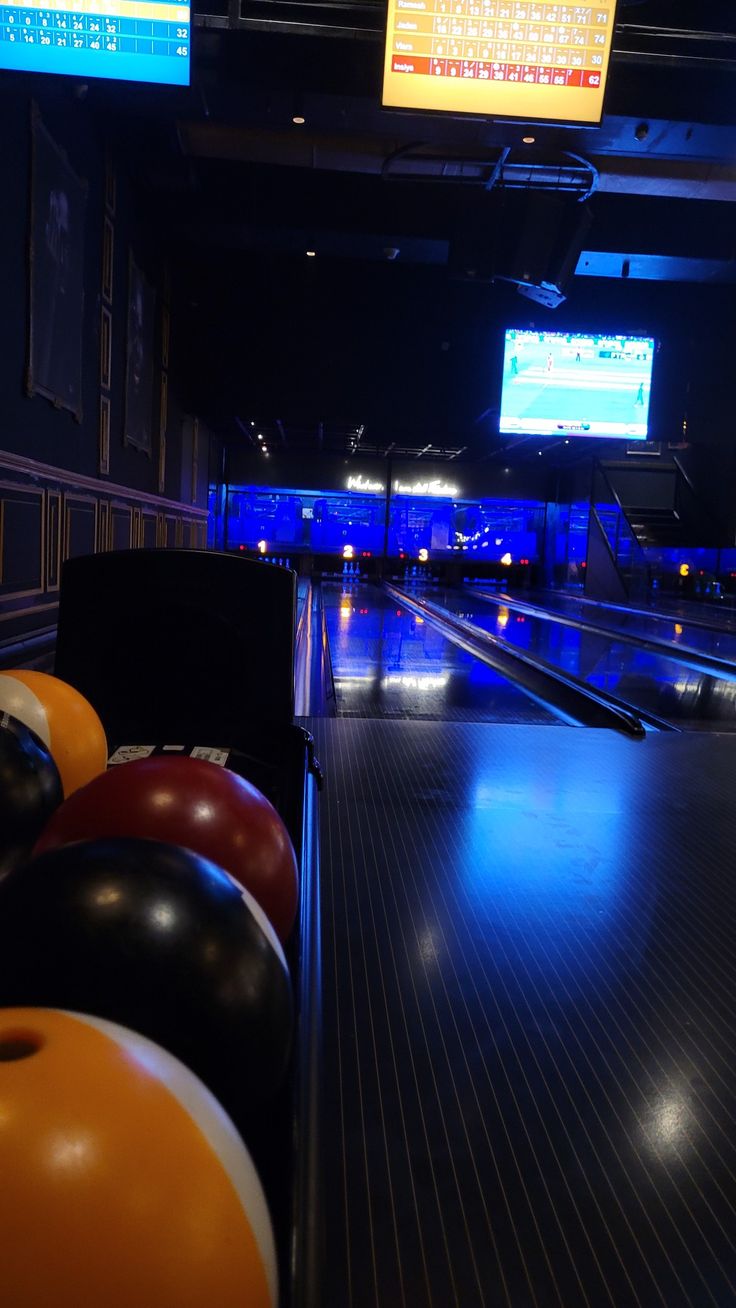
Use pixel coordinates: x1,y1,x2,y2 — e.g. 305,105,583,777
294,583,336,717
591,461,651,601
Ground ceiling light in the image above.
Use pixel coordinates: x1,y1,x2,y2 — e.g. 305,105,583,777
522,135,536,144
257,434,263,441
292,114,305,125
306,250,316,258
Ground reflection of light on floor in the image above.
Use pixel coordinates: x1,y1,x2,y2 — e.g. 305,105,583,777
418,929,440,964
334,675,378,684
642,1089,693,1156
673,676,703,695
382,674,450,690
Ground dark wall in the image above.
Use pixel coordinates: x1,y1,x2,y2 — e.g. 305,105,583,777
0,83,205,504
225,449,553,502
676,443,736,544
605,466,677,509
181,244,736,452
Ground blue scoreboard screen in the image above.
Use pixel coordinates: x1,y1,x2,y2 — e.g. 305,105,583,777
0,0,190,85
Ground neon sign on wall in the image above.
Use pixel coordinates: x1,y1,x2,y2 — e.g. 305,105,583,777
346,475,459,498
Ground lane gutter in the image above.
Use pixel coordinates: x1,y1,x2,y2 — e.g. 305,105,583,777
384,583,658,737
472,588,736,683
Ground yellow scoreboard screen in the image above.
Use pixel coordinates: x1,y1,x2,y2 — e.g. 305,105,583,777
382,2,618,125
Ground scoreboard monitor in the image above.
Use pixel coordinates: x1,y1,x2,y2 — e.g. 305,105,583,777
383,2,618,125
0,0,190,84
500,329,656,440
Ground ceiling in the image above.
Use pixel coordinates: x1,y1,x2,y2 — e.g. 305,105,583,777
90,1,736,458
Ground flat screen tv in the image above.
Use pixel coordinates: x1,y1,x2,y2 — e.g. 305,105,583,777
0,0,190,85
499,329,655,440
382,0,619,126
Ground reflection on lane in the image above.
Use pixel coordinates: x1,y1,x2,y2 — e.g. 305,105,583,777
439,591,736,729
323,583,558,724
504,588,736,657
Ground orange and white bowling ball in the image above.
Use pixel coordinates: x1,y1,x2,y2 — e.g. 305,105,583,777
0,1008,277,1308
0,671,107,796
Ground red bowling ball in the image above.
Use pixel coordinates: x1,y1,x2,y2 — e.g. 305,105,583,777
35,755,298,941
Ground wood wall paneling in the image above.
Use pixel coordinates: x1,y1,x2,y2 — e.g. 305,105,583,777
99,393,111,476
158,371,168,495
46,489,61,591
97,500,111,553
100,306,112,390
64,495,98,561
0,484,44,598
0,454,210,652
141,511,157,549
111,503,133,552
102,215,114,304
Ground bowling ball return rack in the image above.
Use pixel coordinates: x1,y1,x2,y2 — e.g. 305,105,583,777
54,549,323,1308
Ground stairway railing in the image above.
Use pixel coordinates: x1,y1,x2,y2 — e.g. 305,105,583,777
590,460,650,601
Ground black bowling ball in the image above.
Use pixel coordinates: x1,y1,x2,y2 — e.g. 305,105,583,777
0,837,293,1115
0,711,63,877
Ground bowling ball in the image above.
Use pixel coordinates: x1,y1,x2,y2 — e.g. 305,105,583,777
0,670,107,797
0,712,63,877
0,1008,277,1308
0,838,293,1116
35,754,298,942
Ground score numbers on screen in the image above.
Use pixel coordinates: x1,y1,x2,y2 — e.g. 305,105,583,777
0,0,191,86
382,1,619,125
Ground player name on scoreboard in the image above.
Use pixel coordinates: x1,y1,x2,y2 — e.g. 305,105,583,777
383,1,618,124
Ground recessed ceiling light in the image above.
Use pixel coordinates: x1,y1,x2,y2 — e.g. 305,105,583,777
522,135,536,144
250,421,255,426
292,114,306,125
306,250,316,258
257,434,263,441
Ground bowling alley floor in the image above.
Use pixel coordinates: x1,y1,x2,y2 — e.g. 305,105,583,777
303,719,736,1308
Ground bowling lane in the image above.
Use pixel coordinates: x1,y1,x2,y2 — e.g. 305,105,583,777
434,589,736,729
497,587,736,656
322,584,559,724
309,717,736,1308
